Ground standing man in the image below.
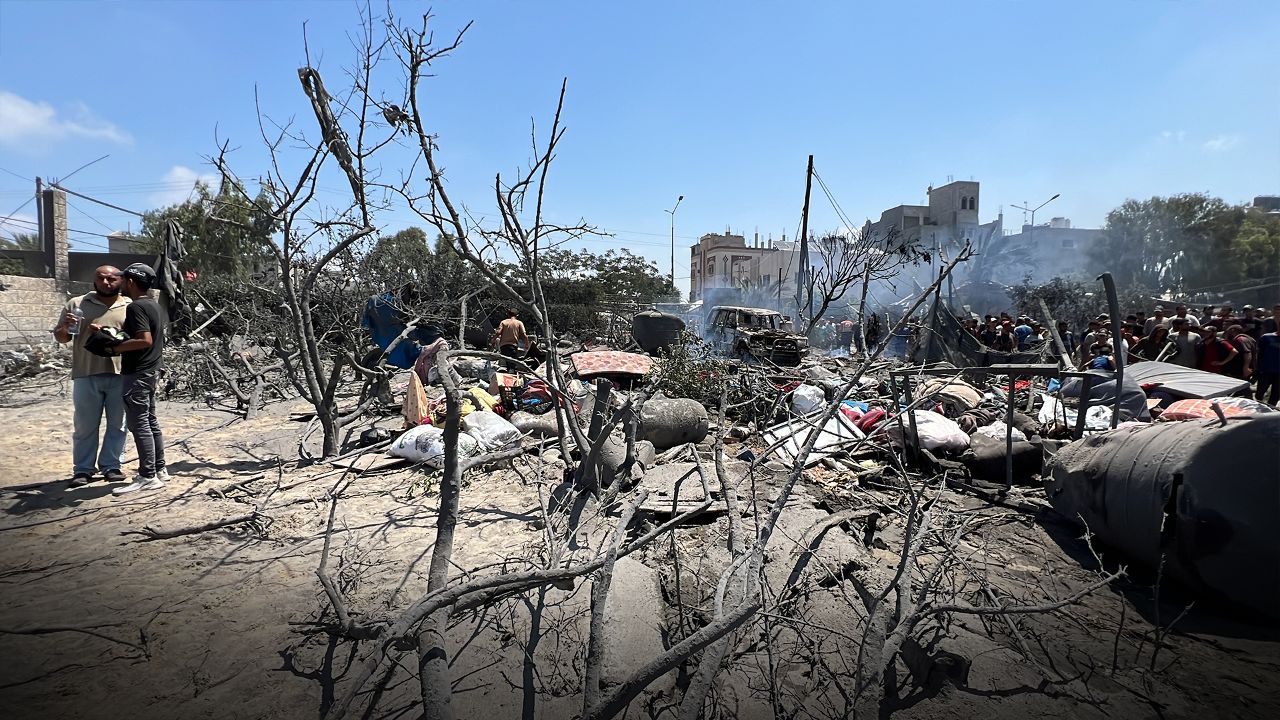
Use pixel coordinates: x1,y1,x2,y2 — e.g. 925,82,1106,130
492,309,529,370
1255,328,1280,406
837,317,855,350
95,263,169,495
1168,318,1202,368
1237,305,1264,340
1144,306,1167,337
1173,304,1200,327
1196,326,1237,375
53,266,131,485
1013,316,1034,351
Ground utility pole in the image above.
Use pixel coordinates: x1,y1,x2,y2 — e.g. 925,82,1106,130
666,195,683,300
798,154,813,324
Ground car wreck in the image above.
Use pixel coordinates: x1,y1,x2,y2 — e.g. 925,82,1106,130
705,305,809,365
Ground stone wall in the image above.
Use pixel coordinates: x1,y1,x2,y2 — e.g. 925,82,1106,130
0,274,89,348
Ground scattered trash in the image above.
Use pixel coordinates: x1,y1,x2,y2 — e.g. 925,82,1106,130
790,383,827,415
887,409,970,453
761,411,865,467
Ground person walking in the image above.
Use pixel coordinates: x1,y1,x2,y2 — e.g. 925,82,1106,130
53,265,131,485
492,309,529,370
93,263,169,495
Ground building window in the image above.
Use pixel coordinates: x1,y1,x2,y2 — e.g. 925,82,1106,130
1061,238,1075,248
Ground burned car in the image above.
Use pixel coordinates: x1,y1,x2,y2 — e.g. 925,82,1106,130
706,306,808,365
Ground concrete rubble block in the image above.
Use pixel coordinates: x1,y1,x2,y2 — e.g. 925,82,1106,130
638,398,710,450
509,410,560,439
599,557,672,688
761,499,872,592
635,459,754,516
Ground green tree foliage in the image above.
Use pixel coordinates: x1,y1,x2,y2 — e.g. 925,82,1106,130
0,231,40,275
137,181,277,278
1088,193,1274,301
1009,275,1156,334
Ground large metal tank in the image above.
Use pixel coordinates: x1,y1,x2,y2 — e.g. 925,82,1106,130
631,309,686,355
1045,414,1280,616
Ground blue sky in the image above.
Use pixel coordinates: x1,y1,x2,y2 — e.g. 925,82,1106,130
1,0,1277,291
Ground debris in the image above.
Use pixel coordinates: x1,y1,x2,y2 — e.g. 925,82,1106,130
638,397,710,450
973,421,1027,442
1045,413,1280,616
569,350,654,380
790,383,827,414
761,411,865,467
961,434,1042,484
1124,360,1251,399
388,425,481,467
886,410,970,453
918,377,983,413
461,410,521,450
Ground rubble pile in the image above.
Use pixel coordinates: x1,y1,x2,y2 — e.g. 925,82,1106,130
361,316,1278,618
1,343,68,379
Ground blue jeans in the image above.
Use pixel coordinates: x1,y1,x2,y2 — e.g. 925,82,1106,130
123,371,166,478
72,374,127,476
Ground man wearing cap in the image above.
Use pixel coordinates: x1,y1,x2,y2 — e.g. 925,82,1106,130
52,265,131,485
91,263,170,494
1143,307,1167,337
1237,305,1264,341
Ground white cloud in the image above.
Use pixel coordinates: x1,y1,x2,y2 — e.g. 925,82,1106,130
1159,130,1186,143
0,90,132,148
148,165,219,207
1202,134,1241,152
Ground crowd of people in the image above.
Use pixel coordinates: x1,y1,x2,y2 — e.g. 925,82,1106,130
963,302,1280,406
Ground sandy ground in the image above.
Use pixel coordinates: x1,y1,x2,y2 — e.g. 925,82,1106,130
1,375,1278,719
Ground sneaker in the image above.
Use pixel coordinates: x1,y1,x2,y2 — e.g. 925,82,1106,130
70,473,93,487
102,469,127,482
155,469,171,483
112,475,166,496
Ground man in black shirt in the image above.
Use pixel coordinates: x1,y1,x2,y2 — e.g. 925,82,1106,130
93,263,169,494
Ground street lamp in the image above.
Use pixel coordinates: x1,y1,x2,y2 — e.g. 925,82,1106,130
1011,193,1061,243
666,195,684,296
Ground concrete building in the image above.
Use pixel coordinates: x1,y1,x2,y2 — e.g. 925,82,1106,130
863,180,1003,289
970,217,1105,285
690,231,803,303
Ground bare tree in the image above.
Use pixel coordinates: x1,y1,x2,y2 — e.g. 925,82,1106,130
800,226,929,337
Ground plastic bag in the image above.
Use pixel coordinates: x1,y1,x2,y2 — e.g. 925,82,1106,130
887,409,970,452
973,421,1027,442
462,410,522,450
791,384,826,415
388,425,481,467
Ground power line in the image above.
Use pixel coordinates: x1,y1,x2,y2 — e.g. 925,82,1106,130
0,166,33,183
65,197,122,234
52,183,145,218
